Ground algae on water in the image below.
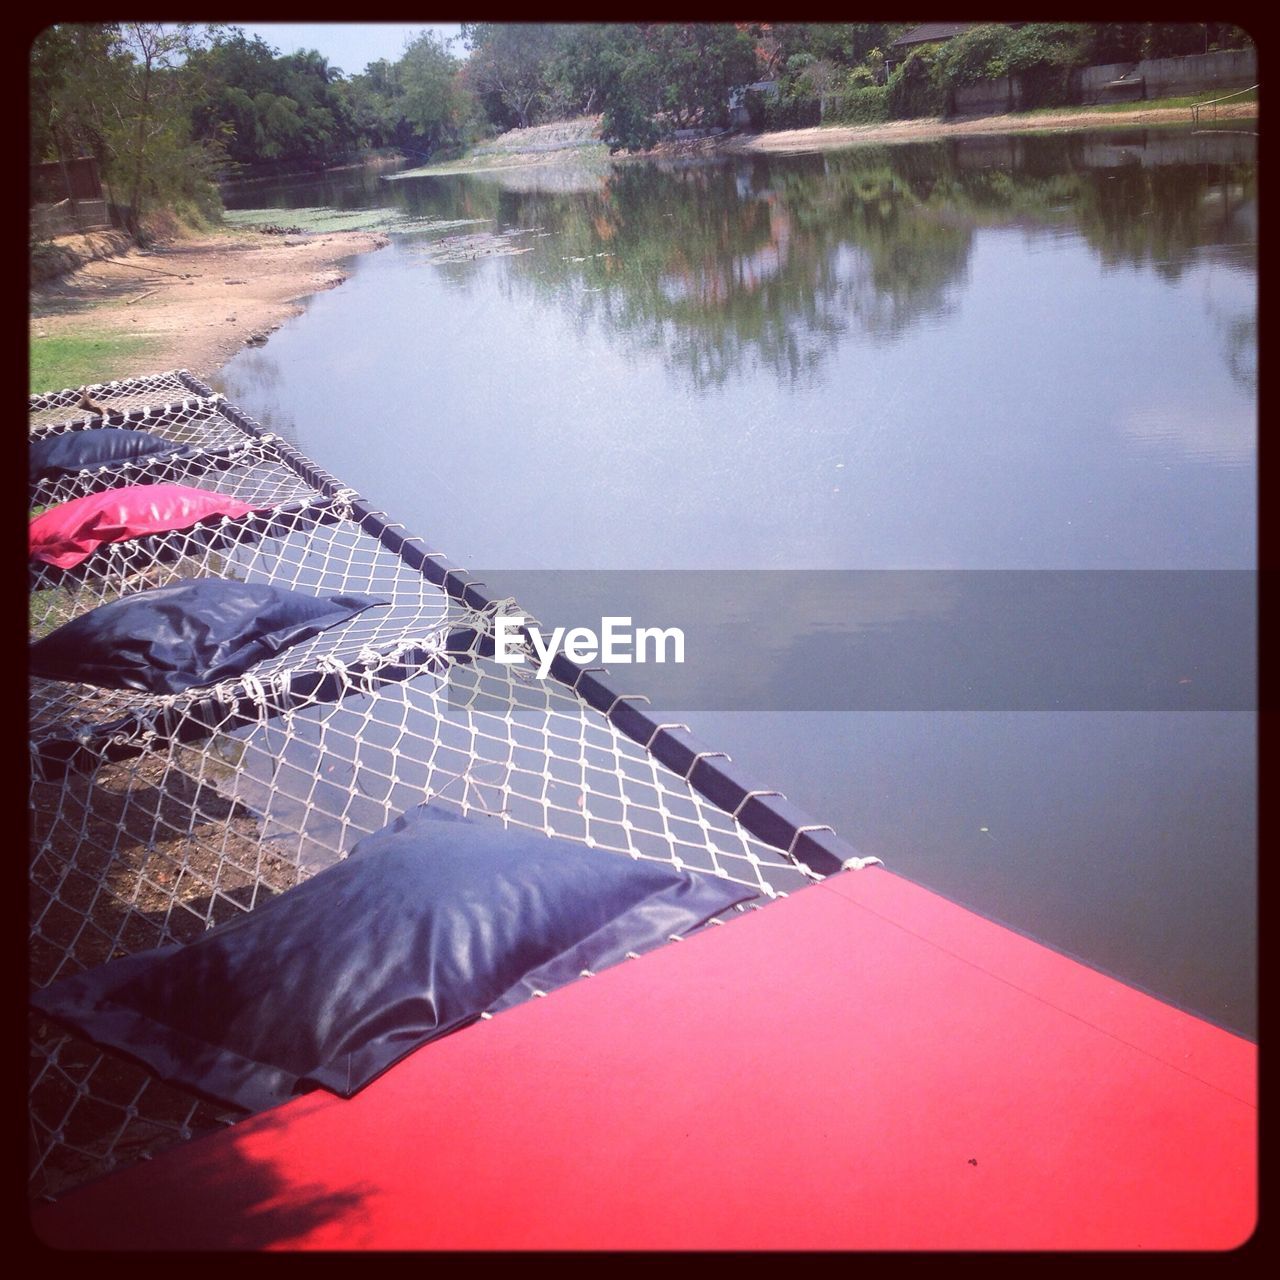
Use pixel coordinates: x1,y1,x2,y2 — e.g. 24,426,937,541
223,207,492,236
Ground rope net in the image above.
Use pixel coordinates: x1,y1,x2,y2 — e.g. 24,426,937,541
29,370,210,428
28,372,825,1200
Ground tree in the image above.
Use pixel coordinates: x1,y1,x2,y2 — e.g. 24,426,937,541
112,24,211,230
546,22,613,117
460,22,561,129
344,31,478,158
31,23,222,233
585,23,759,151
794,58,843,121
346,57,409,150
1141,23,1212,60
186,29,278,165
187,30,363,169
1082,23,1145,65
764,23,911,78
30,24,125,170
931,23,1089,111
398,31,465,153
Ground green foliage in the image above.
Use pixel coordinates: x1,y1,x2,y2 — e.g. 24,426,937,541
1005,22,1086,75
1210,24,1255,53
601,100,660,154
825,85,890,126
1003,24,1089,108
763,24,902,125
931,24,1016,88
545,23,613,118
187,31,362,169
646,23,758,130
397,31,474,154
886,51,946,120
1082,22,1145,64
30,24,120,166
461,22,562,130
929,22,1090,112
187,27,480,168
1080,22,1251,65
763,93,821,131
763,69,888,130
30,23,222,234
585,24,757,152
763,24,912,76
934,23,1086,85
1140,23,1211,60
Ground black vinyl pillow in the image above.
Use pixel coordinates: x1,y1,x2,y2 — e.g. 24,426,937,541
29,427,180,483
31,805,756,1111
29,578,386,694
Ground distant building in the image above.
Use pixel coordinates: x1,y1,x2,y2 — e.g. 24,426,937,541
728,79,780,129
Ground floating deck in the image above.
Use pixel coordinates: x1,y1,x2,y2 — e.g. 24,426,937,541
32,864,1255,1251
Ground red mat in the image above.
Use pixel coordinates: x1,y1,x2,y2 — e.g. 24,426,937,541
32,869,1256,1250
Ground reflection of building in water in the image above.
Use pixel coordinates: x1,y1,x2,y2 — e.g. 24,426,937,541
659,196,792,306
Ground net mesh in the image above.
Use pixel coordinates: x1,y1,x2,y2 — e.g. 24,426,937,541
29,370,211,427
28,371,830,1200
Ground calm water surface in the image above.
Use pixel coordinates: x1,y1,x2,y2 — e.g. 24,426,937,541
219,128,1257,1035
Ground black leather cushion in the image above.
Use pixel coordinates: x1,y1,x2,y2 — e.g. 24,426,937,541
29,578,385,694
31,806,756,1111
29,428,179,482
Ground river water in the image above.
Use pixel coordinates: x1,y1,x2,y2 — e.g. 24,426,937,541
218,126,1257,1036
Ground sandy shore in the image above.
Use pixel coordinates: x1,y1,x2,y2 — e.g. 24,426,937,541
721,102,1257,154
30,227,389,384
453,102,1256,166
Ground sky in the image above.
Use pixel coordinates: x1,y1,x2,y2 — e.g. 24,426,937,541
239,22,463,76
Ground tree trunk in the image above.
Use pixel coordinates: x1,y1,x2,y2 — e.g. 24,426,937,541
127,59,152,234
52,125,79,222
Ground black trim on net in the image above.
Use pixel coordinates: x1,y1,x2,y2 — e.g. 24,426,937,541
28,372,866,876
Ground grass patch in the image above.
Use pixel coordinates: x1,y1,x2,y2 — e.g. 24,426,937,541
30,333,158,395
29,586,78,640
1023,88,1258,117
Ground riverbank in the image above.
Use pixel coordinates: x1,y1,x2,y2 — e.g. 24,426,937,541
29,93,1256,391
29,226,389,390
387,116,608,180
394,97,1257,176
720,100,1257,155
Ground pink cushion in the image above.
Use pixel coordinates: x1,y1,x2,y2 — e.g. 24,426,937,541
30,484,264,569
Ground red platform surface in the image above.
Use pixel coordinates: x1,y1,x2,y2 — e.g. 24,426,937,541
32,868,1256,1251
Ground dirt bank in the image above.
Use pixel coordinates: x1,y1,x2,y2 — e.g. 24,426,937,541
721,102,1257,154
392,102,1257,177
30,227,389,384
388,115,607,180
30,229,136,285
